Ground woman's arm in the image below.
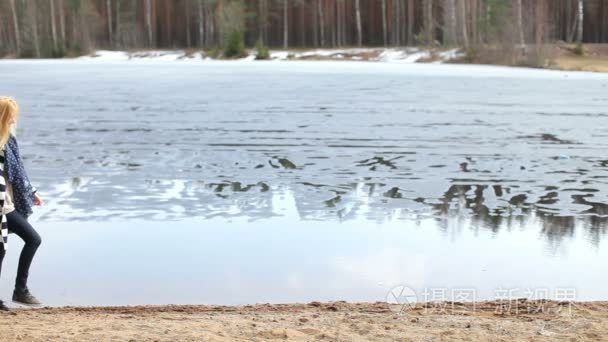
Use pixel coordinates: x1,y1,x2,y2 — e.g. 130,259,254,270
12,135,42,206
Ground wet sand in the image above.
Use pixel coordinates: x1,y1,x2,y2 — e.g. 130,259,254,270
0,300,605,341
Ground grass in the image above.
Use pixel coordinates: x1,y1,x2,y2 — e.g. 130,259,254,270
551,56,608,72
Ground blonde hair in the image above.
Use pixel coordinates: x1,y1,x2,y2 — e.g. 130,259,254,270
0,96,18,150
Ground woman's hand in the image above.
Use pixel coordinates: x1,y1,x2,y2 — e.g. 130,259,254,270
33,193,44,206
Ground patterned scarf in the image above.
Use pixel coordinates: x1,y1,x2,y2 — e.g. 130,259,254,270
4,134,37,219
0,148,7,250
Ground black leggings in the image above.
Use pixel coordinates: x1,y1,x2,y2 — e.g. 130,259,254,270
0,211,42,291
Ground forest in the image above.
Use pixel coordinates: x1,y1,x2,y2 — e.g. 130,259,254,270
0,0,606,59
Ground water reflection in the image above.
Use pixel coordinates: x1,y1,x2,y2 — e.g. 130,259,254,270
30,177,608,248
20,202,608,306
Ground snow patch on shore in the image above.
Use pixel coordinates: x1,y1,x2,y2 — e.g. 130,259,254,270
376,48,431,63
79,50,207,61
78,47,465,64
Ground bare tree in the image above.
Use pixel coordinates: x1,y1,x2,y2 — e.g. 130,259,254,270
59,0,66,47
50,0,58,50
27,2,41,57
516,0,526,50
318,0,325,46
106,0,112,47
115,0,122,47
393,0,401,45
355,0,362,46
443,0,457,45
470,0,477,44
535,0,546,46
259,0,269,43
299,1,306,45
407,0,414,45
185,0,191,48
424,0,434,45
577,0,584,43
458,0,468,48
198,0,204,46
283,0,288,48
164,2,172,46
381,0,387,46
145,0,153,47
9,0,20,55
336,0,344,46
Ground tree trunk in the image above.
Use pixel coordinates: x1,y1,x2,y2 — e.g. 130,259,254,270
166,2,171,46
355,0,362,46
471,0,477,44
59,0,66,47
258,0,266,41
300,2,306,46
185,0,191,48
336,0,342,46
444,0,457,45
262,0,268,43
407,0,414,45
145,0,153,47
333,2,338,47
381,0,387,46
318,0,325,47
50,0,58,50
394,0,401,45
577,0,584,43
217,0,223,45
198,0,204,46
116,0,122,47
424,0,433,45
106,0,113,47
28,3,41,57
312,0,318,46
10,0,20,55
535,0,545,46
516,0,526,49
459,0,468,48
283,0,288,49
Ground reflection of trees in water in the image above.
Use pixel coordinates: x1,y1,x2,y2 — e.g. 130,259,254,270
58,176,608,247
282,181,608,247
428,183,606,247
194,181,608,246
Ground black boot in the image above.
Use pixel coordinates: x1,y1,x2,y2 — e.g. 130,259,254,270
12,287,41,306
0,300,10,311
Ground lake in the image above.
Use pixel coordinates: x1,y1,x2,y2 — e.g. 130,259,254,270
0,59,607,306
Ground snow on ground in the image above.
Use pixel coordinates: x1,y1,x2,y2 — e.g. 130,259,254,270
78,50,208,61
26,47,602,79
376,48,431,63
77,47,464,64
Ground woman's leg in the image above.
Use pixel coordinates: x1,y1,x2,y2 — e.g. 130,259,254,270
5,211,42,291
0,241,5,277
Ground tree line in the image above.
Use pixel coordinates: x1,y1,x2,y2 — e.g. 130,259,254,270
0,0,606,58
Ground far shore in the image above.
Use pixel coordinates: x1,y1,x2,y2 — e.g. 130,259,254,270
0,299,606,340
2,43,608,73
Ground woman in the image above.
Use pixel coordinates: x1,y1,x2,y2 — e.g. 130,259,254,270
0,97,44,310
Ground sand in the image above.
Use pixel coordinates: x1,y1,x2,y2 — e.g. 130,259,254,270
0,300,605,341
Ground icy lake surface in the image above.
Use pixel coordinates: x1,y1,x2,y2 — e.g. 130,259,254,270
0,60,607,306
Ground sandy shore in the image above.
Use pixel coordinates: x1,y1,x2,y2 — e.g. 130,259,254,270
0,300,605,341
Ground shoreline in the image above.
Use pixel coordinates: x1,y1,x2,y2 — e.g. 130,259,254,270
2,44,608,73
1,300,606,340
